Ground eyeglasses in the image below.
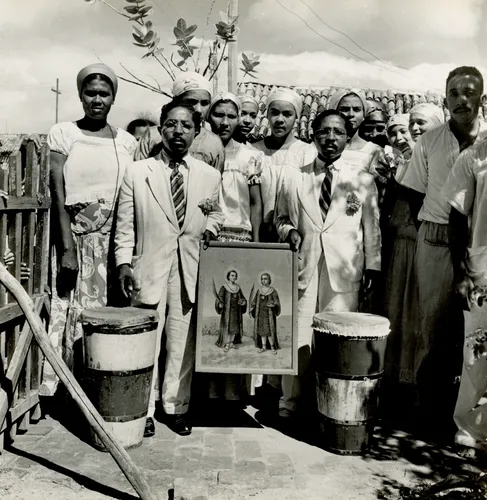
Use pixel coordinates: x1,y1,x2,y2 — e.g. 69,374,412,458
314,128,347,137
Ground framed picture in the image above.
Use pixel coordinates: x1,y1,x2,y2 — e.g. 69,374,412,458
195,241,298,375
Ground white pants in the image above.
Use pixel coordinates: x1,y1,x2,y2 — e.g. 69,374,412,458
145,254,195,417
280,254,359,412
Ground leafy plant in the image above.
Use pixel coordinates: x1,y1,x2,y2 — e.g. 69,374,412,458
84,0,260,95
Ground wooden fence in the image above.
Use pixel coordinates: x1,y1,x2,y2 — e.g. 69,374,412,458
0,136,51,448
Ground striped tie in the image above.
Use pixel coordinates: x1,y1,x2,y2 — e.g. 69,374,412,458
319,167,333,222
170,160,185,228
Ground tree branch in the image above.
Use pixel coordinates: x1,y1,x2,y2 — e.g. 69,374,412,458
118,75,171,97
98,0,132,19
196,0,217,70
208,40,228,81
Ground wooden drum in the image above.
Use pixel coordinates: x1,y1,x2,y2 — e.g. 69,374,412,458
312,311,390,455
80,307,159,451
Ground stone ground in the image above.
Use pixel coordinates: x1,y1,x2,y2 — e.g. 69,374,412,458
0,395,484,500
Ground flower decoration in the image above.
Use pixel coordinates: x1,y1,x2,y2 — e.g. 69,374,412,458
345,192,361,216
198,198,213,216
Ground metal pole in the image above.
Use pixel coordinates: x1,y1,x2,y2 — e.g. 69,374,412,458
51,79,61,124
227,0,238,94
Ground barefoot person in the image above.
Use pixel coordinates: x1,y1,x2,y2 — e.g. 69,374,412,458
250,272,281,354
215,270,247,352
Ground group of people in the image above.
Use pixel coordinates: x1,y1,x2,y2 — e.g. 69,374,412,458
37,61,487,452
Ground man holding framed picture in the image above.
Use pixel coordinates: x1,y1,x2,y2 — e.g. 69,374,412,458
275,109,382,420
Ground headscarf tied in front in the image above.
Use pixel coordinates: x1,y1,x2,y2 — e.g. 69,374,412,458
172,71,212,97
76,63,118,98
326,89,367,114
387,113,409,133
266,88,303,117
209,92,241,115
409,103,445,129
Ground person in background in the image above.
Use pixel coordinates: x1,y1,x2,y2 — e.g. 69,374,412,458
400,66,487,435
360,100,389,149
443,135,487,454
126,118,156,141
275,110,381,421
115,100,223,437
204,91,263,402
326,90,390,186
208,92,263,243
40,63,136,396
235,95,260,144
134,72,224,172
253,88,316,241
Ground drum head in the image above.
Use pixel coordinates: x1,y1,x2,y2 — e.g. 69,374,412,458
312,311,390,338
79,306,158,330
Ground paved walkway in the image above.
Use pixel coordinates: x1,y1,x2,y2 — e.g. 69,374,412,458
0,400,483,500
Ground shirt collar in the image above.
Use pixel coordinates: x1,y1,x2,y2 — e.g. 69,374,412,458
160,148,190,169
315,155,342,173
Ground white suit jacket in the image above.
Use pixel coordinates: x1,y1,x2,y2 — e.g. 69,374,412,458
114,155,224,305
276,158,381,293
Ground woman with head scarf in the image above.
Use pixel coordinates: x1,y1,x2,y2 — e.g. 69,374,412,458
253,88,316,241
381,108,445,421
40,63,137,397
360,101,389,149
203,92,264,402
235,95,260,144
134,71,225,173
327,90,391,195
208,92,263,243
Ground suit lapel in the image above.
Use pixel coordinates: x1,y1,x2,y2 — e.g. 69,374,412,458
181,158,202,232
146,158,178,229
297,163,322,229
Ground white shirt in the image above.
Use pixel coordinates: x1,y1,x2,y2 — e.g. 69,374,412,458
160,150,190,202
401,121,487,224
313,155,341,203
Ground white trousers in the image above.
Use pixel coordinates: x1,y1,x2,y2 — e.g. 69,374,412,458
280,254,359,412
145,254,195,416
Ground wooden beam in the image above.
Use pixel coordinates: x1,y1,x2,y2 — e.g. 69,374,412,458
0,293,45,326
227,0,238,93
0,264,157,500
0,199,50,211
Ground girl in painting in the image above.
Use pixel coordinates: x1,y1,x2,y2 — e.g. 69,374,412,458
250,273,281,354
215,270,247,352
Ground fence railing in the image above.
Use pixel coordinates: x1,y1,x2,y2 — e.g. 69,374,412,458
0,137,51,447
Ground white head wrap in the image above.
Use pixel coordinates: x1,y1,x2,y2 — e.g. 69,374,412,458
209,92,241,115
239,95,259,110
266,88,302,117
409,103,444,129
172,71,212,97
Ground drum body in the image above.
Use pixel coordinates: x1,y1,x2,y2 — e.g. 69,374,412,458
312,312,390,455
80,306,159,451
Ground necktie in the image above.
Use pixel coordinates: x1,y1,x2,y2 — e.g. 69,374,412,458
319,167,333,222
170,160,185,228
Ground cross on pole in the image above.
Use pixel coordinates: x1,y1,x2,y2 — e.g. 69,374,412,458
51,79,61,124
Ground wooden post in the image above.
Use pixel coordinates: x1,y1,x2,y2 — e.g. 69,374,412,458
227,0,238,93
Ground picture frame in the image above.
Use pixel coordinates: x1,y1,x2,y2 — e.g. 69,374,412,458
195,241,298,375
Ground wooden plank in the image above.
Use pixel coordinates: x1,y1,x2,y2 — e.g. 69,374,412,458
1,391,39,433
0,199,50,211
0,293,45,326
0,295,44,429
0,157,9,307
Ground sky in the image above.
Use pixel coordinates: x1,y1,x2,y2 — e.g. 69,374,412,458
1,0,487,133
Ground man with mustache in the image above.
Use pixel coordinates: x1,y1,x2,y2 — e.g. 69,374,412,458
115,100,224,436
401,66,487,435
275,110,381,420
134,72,225,173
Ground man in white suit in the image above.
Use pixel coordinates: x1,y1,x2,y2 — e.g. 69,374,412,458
276,109,381,419
114,100,224,436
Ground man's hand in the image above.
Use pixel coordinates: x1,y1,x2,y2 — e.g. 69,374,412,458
363,269,381,295
117,264,137,300
202,230,215,250
287,229,302,253
59,248,78,293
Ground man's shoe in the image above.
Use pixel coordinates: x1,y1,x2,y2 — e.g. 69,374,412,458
144,417,155,438
166,414,192,436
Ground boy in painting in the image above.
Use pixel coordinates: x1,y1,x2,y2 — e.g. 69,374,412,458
215,270,247,352
250,272,281,354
